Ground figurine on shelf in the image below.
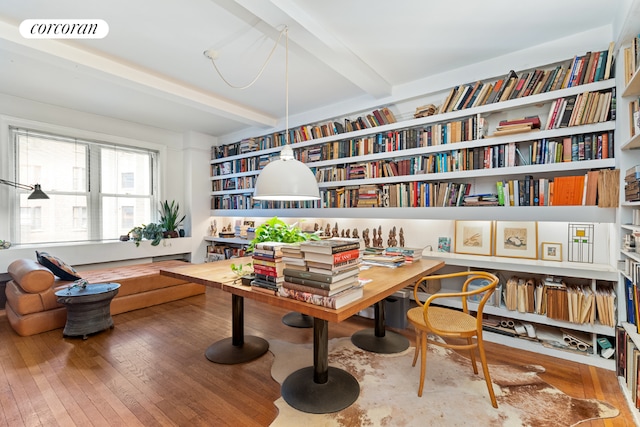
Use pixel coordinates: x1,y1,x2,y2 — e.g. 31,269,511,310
374,226,384,248
363,228,370,248
352,228,359,239
388,226,397,247
399,227,405,247
325,223,331,237
372,228,378,247
332,223,339,237
345,229,351,238
209,220,217,237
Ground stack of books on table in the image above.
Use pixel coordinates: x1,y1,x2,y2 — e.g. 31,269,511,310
280,243,306,271
250,242,285,295
278,238,364,309
383,247,424,263
361,252,405,268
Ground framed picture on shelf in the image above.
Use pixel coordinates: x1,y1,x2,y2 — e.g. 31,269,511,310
494,221,538,259
454,221,493,256
437,237,451,252
541,242,562,261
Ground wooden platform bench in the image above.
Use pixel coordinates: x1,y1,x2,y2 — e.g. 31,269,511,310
5,259,205,336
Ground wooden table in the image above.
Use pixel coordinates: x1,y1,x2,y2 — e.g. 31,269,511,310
160,257,443,414
55,283,121,339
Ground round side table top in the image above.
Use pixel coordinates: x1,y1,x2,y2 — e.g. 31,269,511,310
55,282,121,297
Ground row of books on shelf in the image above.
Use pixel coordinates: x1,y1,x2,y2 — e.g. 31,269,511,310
503,276,616,327
248,239,365,309
544,89,615,130
211,46,614,163
294,115,488,163
213,127,613,189
213,97,610,176
210,167,618,210
629,98,640,138
212,175,256,192
616,326,640,408
623,34,640,86
308,131,613,184
211,107,398,159
320,169,617,209
439,44,615,114
499,169,618,208
625,165,640,202
211,152,278,177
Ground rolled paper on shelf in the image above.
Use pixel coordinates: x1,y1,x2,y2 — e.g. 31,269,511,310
514,324,527,335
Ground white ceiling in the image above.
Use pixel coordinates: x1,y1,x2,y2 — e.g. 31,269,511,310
0,0,624,141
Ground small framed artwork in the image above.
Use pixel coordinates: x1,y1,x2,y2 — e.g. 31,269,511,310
494,221,538,259
454,221,493,256
541,242,562,261
437,237,451,252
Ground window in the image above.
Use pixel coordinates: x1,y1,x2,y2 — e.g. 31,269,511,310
121,172,134,189
121,206,134,229
72,206,88,229
10,127,158,244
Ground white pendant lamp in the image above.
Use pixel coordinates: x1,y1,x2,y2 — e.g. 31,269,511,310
253,144,320,201
205,26,320,201
251,27,320,201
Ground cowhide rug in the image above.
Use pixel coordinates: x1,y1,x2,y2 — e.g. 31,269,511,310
269,337,619,427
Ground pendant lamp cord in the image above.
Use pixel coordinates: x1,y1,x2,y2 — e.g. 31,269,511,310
205,26,288,91
285,27,289,146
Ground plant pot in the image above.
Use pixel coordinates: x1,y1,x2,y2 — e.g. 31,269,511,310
163,231,179,238
241,274,255,286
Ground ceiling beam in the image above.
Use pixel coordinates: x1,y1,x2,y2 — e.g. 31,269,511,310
232,0,392,98
0,18,277,128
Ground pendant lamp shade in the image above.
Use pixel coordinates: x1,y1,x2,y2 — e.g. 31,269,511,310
253,145,320,201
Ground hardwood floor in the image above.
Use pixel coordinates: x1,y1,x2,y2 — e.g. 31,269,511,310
0,288,637,426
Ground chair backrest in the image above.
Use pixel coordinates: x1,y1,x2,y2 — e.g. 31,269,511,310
412,271,499,333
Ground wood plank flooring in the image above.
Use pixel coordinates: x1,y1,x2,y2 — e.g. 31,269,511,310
0,287,637,426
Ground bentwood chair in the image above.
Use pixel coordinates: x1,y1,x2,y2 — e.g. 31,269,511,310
407,271,499,408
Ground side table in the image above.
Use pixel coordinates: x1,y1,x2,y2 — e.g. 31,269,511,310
55,282,121,339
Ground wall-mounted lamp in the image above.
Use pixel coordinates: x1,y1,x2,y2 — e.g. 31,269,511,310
0,179,49,199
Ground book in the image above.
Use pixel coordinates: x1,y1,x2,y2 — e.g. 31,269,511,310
253,264,284,277
283,265,359,284
306,258,361,273
299,238,360,254
283,274,358,291
278,284,364,309
303,248,361,265
282,280,355,297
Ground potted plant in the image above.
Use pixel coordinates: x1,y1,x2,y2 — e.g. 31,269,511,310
129,223,164,247
247,216,319,252
159,200,186,238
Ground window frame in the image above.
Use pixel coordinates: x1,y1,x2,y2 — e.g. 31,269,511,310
1,117,163,245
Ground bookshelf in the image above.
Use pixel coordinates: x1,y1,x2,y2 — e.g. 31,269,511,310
615,28,640,420
203,236,249,263
211,74,616,217
421,251,617,370
208,47,620,370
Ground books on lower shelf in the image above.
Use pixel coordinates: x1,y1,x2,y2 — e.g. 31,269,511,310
503,276,615,327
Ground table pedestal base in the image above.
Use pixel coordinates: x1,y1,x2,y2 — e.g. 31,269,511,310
281,366,359,414
351,299,409,353
351,328,409,353
205,336,269,364
281,312,313,328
